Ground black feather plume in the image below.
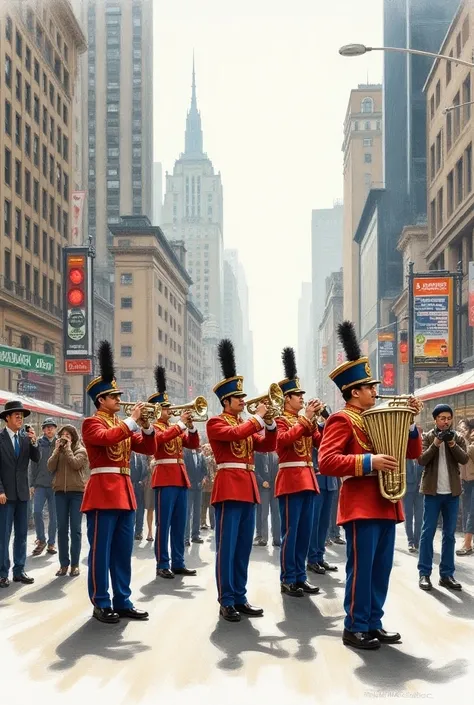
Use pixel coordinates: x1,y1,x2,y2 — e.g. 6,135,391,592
282,347,297,379
217,339,237,378
337,321,361,361
154,365,167,394
97,340,115,382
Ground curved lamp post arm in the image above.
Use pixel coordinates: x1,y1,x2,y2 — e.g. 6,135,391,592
339,44,474,69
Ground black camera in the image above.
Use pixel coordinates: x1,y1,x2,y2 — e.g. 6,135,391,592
435,428,455,443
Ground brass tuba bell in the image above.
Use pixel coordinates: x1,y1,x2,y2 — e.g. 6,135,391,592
167,396,208,422
246,383,284,421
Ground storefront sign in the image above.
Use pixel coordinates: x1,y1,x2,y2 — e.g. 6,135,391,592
413,277,454,367
378,330,396,395
0,345,55,376
65,359,93,374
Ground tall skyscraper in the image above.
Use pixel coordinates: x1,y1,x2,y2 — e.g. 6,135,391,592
84,0,153,349
342,85,383,323
161,60,224,333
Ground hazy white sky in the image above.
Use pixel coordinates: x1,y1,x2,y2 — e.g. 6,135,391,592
154,0,383,389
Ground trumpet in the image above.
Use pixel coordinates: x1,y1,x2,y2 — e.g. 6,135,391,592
246,383,284,421
118,401,162,421
305,399,331,421
167,396,208,422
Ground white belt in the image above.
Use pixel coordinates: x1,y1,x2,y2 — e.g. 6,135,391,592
90,466,130,476
217,462,255,472
279,461,313,469
153,458,184,465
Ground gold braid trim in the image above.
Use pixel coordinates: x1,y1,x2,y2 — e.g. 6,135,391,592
153,420,182,456
95,412,131,464
340,408,373,453
282,412,312,460
355,455,364,477
221,413,253,459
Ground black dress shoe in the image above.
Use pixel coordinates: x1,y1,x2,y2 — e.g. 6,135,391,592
439,575,462,590
419,575,432,591
12,572,34,584
234,602,264,616
172,567,197,576
368,628,401,643
93,606,120,624
307,562,326,574
156,568,175,579
0,577,10,588
319,561,338,572
116,607,149,620
295,580,320,594
191,537,204,543
342,629,380,650
281,582,304,597
220,605,241,622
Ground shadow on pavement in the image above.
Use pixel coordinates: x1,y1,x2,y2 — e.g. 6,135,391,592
49,618,150,671
139,576,205,602
426,585,474,620
210,617,290,671
20,575,72,603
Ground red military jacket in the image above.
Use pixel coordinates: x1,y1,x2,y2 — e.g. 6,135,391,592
81,412,156,512
151,420,200,489
318,404,422,524
207,414,277,505
275,412,322,497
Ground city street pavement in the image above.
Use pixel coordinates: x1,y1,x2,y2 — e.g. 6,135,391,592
2,525,474,705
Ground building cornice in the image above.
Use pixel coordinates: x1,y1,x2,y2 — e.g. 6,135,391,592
51,0,87,53
186,298,204,323
396,224,428,253
424,0,466,92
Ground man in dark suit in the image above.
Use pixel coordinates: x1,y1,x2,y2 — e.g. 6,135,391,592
131,451,147,540
0,400,40,587
184,447,207,545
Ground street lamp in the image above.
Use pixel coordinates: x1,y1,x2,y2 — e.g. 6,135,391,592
339,44,474,69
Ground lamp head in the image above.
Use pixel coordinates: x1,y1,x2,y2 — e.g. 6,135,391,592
339,44,370,57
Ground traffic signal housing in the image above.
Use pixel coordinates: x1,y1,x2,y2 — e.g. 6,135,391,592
63,247,93,359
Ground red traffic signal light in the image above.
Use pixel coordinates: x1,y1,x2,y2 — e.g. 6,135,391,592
69,267,84,286
67,287,85,306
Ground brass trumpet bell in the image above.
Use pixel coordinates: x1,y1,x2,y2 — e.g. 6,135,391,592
168,396,208,422
246,383,284,420
118,401,162,421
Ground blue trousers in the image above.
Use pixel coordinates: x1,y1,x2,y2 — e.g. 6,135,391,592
185,488,202,540
154,486,187,570
418,493,459,578
133,482,145,536
55,492,83,568
259,489,280,543
329,487,341,539
0,500,28,579
34,486,57,545
403,487,423,546
86,509,135,610
279,490,315,584
214,500,255,607
344,519,396,632
308,489,335,564
461,480,474,534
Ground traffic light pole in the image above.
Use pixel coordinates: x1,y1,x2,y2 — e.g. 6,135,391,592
407,261,415,393
82,237,95,418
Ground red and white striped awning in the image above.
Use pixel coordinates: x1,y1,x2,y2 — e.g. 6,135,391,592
0,389,82,421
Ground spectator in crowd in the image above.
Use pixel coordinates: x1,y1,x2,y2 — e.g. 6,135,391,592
327,479,345,545
403,454,424,553
254,452,270,546
418,404,468,591
29,418,58,557
308,446,338,574
267,451,281,546
131,452,147,541
254,451,267,543
456,420,474,556
143,457,155,541
200,444,215,530
184,447,207,545
0,400,40,587
47,425,88,576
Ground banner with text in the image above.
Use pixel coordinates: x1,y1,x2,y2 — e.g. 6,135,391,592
378,330,397,395
469,262,474,327
413,276,454,367
71,191,86,246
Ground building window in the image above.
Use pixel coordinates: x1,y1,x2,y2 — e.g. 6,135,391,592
4,148,11,185
462,74,471,125
436,79,441,107
447,170,454,216
361,97,374,113
121,297,132,309
121,371,133,380
4,200,11,237
466,144,472,194
120,273,133,285
363,138,373,147
121,346,132,358
456,157,464,206
121,321,132,333
430,94,435,120
453,92,461,140
446,111,452,152
364,153,372,164
5,100,12,134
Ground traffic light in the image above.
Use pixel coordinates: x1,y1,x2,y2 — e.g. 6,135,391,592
399,331,408,364
63,247,93,361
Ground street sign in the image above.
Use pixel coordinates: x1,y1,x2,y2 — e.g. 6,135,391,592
0,344,55,375
65,359,93,374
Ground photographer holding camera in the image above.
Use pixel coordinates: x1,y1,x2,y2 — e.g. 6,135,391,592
417,404,468,592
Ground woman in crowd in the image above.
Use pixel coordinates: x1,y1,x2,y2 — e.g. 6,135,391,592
457,419,474,556
47,425,88,576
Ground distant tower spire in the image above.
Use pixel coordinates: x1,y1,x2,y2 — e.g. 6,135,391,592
184,52,204,157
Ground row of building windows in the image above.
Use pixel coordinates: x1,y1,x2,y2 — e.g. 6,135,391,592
429,142,473,238
3,249,62,311
4,198,68,252
430,16,470,120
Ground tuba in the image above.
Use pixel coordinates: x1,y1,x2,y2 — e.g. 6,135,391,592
119,401,162,421
168,396,208,422
246,383,284,421
361,395,420,503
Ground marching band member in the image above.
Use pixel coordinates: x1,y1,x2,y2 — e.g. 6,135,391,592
318,322,422,650
207,339,277,622
81,341,156,624
275,348,322,597
149,366,199,579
